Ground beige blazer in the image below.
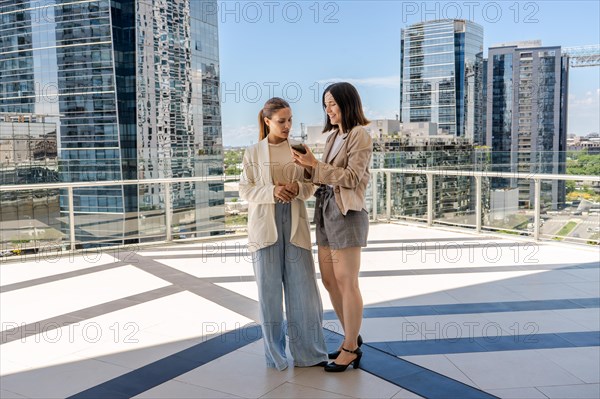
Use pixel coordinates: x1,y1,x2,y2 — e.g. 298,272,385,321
239,137,316,252
308,126,373,215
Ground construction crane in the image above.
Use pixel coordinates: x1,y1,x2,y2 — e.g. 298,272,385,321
562,45,600,68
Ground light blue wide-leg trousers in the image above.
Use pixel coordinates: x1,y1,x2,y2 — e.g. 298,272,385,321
252,202,328,370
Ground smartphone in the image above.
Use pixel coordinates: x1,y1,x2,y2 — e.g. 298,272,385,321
291,144,307,154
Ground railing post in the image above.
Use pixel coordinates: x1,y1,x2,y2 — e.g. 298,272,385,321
427,173,433,226
164,182,172,241
534,178,541,241
386,171,391,221
475,176,482,233
67,186,76,251
371,171,378,222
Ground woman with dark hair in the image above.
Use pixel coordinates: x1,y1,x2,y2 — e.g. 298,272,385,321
292,82,372,372
239,97,328,371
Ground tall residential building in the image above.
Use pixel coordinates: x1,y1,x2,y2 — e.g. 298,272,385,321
0,0,224,246
486,40,568,209
400,19,484,142
372,125,479,220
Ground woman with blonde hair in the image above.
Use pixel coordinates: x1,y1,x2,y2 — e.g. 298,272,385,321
239,97,328,371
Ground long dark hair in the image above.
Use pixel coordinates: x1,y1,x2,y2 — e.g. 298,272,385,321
258,97,290,141
322,82,370,133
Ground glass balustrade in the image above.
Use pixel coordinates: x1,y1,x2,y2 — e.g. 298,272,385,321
2,151,598,257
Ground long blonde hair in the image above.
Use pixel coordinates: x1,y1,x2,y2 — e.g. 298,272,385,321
258,97,290,141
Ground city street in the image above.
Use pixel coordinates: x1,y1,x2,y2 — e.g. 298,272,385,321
541,213,600,241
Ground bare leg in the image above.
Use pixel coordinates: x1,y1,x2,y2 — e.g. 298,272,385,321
318,245,345,341
331,246,363,365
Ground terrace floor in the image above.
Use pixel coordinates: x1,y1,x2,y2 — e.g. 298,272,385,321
1,222,599,398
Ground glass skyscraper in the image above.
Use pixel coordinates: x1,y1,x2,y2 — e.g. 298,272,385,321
400,19,484,141
0,0,223,246
486,41,568,208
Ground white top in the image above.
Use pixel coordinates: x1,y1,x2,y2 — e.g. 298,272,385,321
268,140,295,185
325,132,345,164
239,138,316,252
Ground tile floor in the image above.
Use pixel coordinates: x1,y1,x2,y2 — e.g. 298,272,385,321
1,222,598,398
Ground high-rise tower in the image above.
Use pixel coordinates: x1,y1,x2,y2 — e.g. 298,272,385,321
0,0,224,245
400,19,484,142
486,41,568,208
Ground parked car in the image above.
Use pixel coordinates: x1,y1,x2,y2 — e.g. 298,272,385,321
0,250,14,257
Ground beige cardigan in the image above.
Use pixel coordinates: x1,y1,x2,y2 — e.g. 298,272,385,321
239,137,316,252
308,126,373,215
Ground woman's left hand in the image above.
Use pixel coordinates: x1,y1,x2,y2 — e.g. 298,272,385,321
291,144,318,169
274,182,299,203
285,181,299,196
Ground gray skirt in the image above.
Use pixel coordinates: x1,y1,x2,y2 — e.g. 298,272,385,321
313,186,369,249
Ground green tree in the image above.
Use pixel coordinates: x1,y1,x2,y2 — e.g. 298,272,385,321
567,150,600,176
566,180,576,194
223,149,244,175
225,164,239,175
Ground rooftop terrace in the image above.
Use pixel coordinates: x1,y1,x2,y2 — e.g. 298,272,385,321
1,222,598,398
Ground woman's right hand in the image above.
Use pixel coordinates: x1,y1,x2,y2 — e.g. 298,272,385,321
274,184,296,203
291,144,318,169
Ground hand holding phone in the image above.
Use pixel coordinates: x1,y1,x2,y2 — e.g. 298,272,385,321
291,144,307,154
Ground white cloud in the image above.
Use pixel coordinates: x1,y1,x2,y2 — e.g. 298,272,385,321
222,124,258,147
317,75,400,89
568,89,600,135
362,105,398,121
569,88,600,106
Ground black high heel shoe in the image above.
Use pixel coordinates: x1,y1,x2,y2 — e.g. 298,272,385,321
324,347,362,372
328,334,362,359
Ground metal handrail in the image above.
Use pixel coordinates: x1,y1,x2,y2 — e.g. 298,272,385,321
372,168,600,182
2,169,597,192
0,175,226,192
370,168,599,242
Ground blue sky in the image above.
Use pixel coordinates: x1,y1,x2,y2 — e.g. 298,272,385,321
216,1,600,146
